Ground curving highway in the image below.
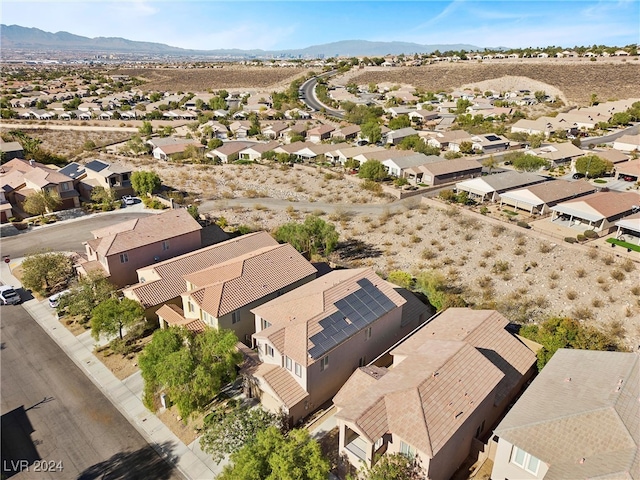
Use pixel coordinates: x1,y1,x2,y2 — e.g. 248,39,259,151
299,71,344,119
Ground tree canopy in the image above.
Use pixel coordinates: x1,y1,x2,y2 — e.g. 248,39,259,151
358,159,388,181
508,152,550,172
131,170,162,196
139,327,242,418
21,251,73,296
358,453,423,480
575,154,613,178
57,272,117,322
23,190,62,218
273,215,339,257
200,407,284,463
360,120,382,144
388,115,411,130
218,427,329,480
90,296,145,341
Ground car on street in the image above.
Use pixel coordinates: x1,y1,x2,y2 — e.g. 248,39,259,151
122,195,135,206
572,173,586,179
0,285,21,305
48,289,71,308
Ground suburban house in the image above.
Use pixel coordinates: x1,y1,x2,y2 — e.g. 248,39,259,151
615,212,640,244
382,153,442,178
510,118,562,138
498,180,597,215
491,349,639,480
449,134,510,153
59,159,133,200
351,148,415,167
324,145,386,165
330,125,361,141
615,159,640,182
279,142,350,162
78,209,203,287
334,308,536,480
528,143,585,166
456,171,548,202
262,122,288,139
404,158,483,186
0,139,24,161
386,127,418,145
0,158,81,212
206,141,256,163
613,134,640,153
238,141,280,161
408,110,439,124
244,268,430,424
0,190,13,223
424,130,472,150
549,191,640,233
123,231,311,323
153,237,317,344
307,125,335,143
149,137,204,161
591,148,629,165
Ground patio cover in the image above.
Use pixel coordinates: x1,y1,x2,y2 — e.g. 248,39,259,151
551,202,604,222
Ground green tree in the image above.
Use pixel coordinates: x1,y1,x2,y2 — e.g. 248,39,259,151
575,155,613,178
56,272,116,322
519,317,621,371
458,141,474,154
90,186,115,205
23,189,62,218
131,170,161,196
187,204,199,220
387,271,414,290
361,120,382,144
415,270,466,311
528,133,545,149
90,297,144,341
482,155,499,173
126,135,151,155
138,120,153,136
274,215,339,257
200,407,284,463
208,138,223,149
139,327,242,418
218,427,329,480
359,453,422,480
534,90,547,103
388,115,411,130
510,153,550,172
358,160,387,181
397,135,441,155
21,251,73,296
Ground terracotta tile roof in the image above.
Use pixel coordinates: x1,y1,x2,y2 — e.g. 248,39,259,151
495,349,639,480
88,209,201,257
557,191,640,220
252,268,406,367
251,363,310,409
185,244,316,318
24,167,73,188
616,159,640,176
334,308,536,458
156,304,207,333
501,179,596,205
308,124,335,136
406,158,482,176
125,231,278,308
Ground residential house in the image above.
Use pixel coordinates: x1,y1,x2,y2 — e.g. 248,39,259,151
613,134,640,153
206,141,256,163
148,137,204,161
616,159,640,182
456,171,548,202
0,140,24,161
491,349,638,480
591,148,629,165
449,134,510,154
244,268,430,424
404,158,483,186
325,145,386,165
124,232,296,320
0,190,13,223
614,212,640,244
549,191,640,233
499,180,597,215
153,235,317,344
528,142,585,166
510,118,559,138
79,209,203,287
351,148,415,167
408,110,439,125
229,121,252,139
382,153,442,178
386,127,418,145
238,141,280,161
330,125,361,141
59,159,134,200
386,107,414,118
262,122,289,139
307,125,335,143
334,308,536,479
424,130,472,150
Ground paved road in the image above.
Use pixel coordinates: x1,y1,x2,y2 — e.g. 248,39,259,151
0,304,182,480
580,123,640,147
299,71,344,119
1,212,152,259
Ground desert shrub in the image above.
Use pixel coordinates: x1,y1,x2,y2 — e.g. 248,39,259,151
566,290,578,300
592,298,603,308
361,179,383,194
491,260,510,273
491,225,505,237
564,237,577,244
539,243,552,253
577,234,587,242
387,270,414,290
571,306,595,321
438,189,457,202
575,268,587,278
583,230,598,239
620,259,635,272
602,254,615,265
610,269,625,281
516,220,531,229
142,197,167,210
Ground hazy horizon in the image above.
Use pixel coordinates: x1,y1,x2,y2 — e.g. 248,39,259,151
2,1,639,51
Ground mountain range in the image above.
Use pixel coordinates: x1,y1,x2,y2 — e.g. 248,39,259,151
1,24,482,58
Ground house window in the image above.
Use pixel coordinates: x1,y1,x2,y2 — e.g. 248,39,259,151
374,437,384,450
285,356,292,371
232,310,240,324
61,182,70,191
294,362,302,377
364,327,372,340
120,253,128,263
261,318,272,330
265,344,274,357
400,441,416,459
162,240,170,251
510,446,541,475
320,355,329,372
188,302,194,313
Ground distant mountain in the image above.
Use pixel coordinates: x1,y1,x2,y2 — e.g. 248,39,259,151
0,24,482,58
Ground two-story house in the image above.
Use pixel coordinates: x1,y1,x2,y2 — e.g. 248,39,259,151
59,159,134,200
79,208,203,287
334,308,536,480
243,268,430,425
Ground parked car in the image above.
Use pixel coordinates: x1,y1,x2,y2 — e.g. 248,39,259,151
572,173,585,179
0,285,21,305
48,289,70,308
122,195,135,205
621,175,636,182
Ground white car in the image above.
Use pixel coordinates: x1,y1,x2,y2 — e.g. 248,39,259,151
0,285,21,305
122,195,135,206
48,290,70,308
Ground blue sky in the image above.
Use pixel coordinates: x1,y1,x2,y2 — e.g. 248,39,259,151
2,1,639,51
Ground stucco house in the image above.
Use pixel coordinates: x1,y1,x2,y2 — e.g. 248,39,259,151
404,158,483,186
148,137,204,161
613,134,640,153
307,124,335,143
456,171,548,202
244,268,430,424
206,141,256,163
386,127,418,145
0,140,24,161
334,308,536,480
499,180,597,215
59,159,134,200
491,349,639,480
78,208,203,287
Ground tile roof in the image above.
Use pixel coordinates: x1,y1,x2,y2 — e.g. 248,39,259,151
384,153,442,170
334,308,536,457
500,179,596,205
616,159,640,176
407,158,482,177
23,167,73,188
125,231,277,308
553,191,640,220
88,209,201,257
494,349,639,480
252,268,406,367
156,304,207,333
248,363,309,408
183,243,316,318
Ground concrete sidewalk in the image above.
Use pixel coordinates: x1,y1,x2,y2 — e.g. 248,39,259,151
0,260,221,480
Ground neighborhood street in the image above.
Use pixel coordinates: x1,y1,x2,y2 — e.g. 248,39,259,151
0,304,182,480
